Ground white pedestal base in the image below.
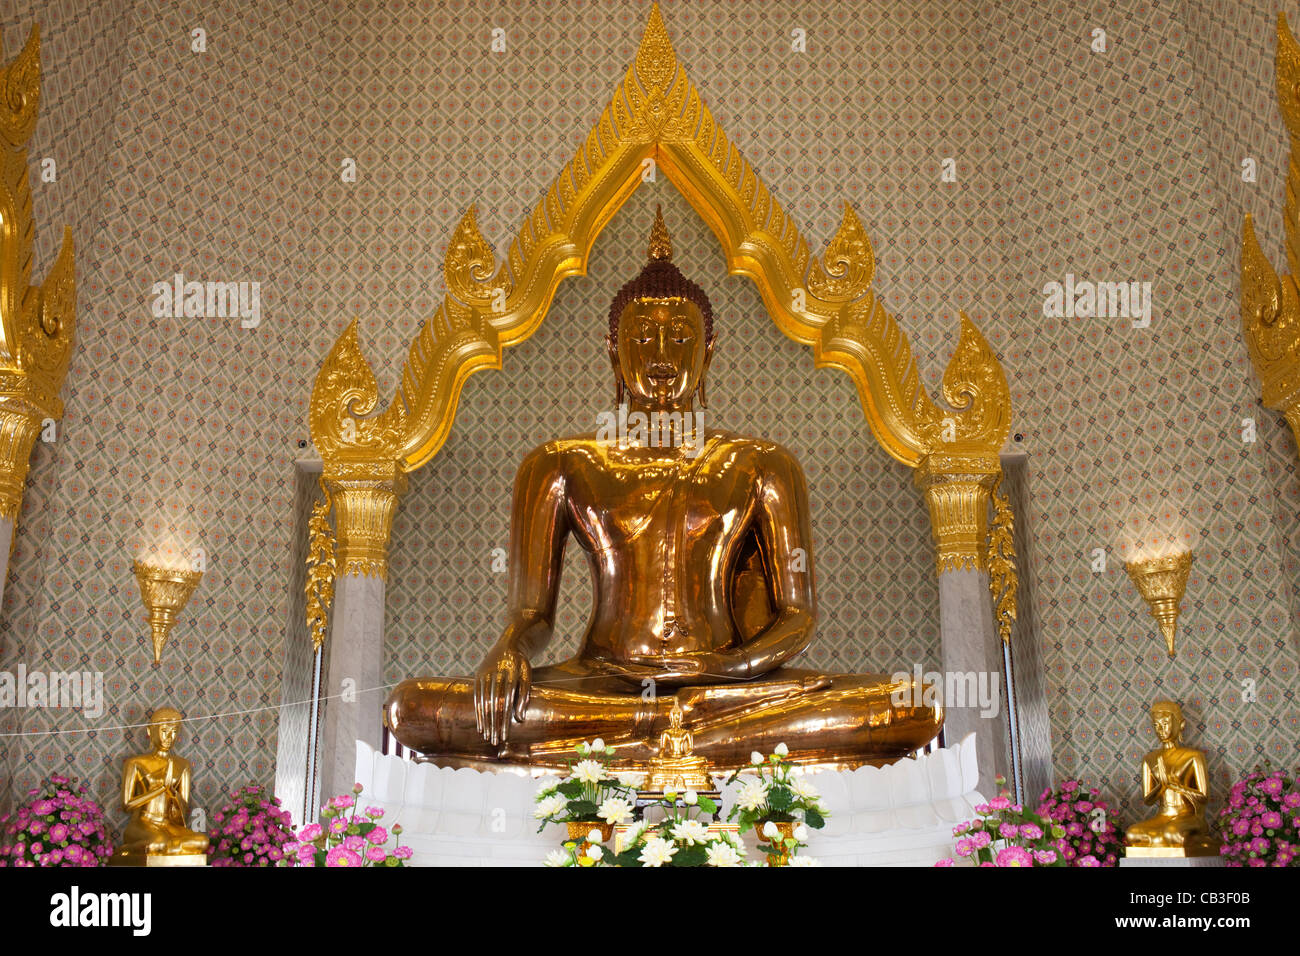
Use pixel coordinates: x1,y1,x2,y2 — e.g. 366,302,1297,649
1120,854,1225,867
352,734,986,867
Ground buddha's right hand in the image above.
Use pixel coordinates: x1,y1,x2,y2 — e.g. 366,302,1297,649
474,644,532,745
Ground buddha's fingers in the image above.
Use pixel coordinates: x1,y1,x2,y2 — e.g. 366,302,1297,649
494,670,513,744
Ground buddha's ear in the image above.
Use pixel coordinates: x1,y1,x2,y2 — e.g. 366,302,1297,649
606,333,625,407
697,336,715,408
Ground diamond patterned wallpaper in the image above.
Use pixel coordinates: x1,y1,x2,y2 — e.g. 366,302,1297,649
2,0,1298,829
982,0,1300,817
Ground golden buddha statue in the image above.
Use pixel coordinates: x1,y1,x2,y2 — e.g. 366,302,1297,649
385,207,941,771
111,706,210,866
643,698,713,793
1124,700,1221,856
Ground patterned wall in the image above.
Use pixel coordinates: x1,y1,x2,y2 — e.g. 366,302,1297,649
0,0,329,820
0,0,137,809
1183,0,1300,649
3,0,1299,830
982,0,1300,817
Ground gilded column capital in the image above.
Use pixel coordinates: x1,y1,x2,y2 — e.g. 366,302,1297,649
323,462,407,580
913,451,1002,575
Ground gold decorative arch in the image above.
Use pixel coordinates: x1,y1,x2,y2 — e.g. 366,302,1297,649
0,24,76,523
310,4,1009,473
305,4,1014,648
1242,13,1300,446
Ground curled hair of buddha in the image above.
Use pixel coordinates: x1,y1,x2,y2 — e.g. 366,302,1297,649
608,204,714,343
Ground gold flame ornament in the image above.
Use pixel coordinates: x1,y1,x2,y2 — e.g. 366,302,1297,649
132,560,202,664
1124,552,1193,659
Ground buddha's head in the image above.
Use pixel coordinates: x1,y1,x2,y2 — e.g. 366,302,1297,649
607,205,714,408
147,706,184,753
1149,699,1183,743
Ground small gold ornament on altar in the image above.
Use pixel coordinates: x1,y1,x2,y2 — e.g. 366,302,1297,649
1124,550,1192,658
133,559,202,664
1123,699,1221,859
642,698,714,794
111,706,209,866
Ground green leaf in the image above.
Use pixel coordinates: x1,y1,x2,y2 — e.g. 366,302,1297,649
673,845,707,867
767,787,793,812
613,847,643,867
697,796,717,816
568,800,598,818
557,780,583,798
805,807,825,829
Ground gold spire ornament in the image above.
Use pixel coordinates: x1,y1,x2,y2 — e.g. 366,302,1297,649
1124,551,1193,658
133,560,202,664
647,204,673,261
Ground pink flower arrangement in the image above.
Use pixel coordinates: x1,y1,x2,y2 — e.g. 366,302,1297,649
284,783,410,867
938,776,1066,867
1036,779,1121,866
0,772,113,867
206,784,296,867
1217,768,1299,867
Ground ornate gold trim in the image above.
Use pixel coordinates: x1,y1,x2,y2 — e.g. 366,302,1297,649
987,475,1019,644
304,476,336,652
1242,13,1300,446
308,4,1010,476
0,25,76,521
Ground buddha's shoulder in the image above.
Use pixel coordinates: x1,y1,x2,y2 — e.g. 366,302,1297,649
705,429,804,467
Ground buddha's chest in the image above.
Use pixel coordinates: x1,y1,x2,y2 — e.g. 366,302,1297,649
567,452,756,549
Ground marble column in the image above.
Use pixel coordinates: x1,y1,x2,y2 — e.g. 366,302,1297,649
0,516,13,612
0,403,44,620
915,452,1011,800
316,467,406,802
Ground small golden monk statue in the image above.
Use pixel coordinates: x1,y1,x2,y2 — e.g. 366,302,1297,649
644,698,713,793
1124,700,1221,856
386,207,941,770
111,706,209,866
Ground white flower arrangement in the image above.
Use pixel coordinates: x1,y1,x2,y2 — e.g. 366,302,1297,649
611,789,746,868
725,743,829,866
533,739,637,833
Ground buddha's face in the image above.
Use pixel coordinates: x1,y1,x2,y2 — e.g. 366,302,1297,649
150,719,179,752
610,297,712,407
1150,705,1181,743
